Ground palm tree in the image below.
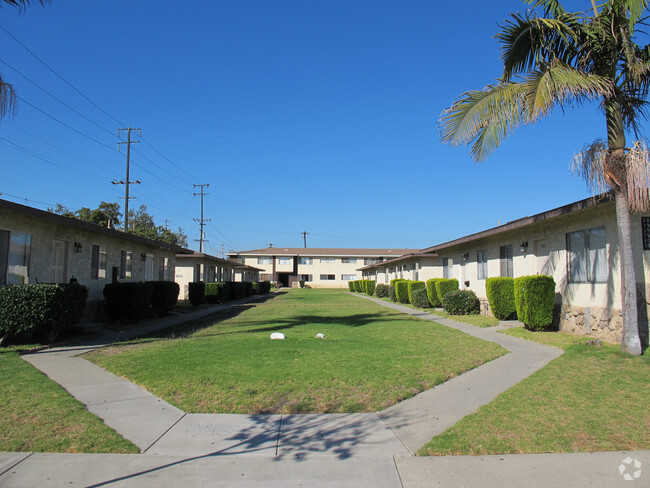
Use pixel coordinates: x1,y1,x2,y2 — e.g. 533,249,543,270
0,0,48,118
440,0,650,355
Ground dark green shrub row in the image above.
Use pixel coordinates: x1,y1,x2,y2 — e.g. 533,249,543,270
147,281,180,317
348,281,355,292
0,283,88,345
411,287,431,308
188,280,271,308
435,279,459,304
485,277,516,320
389,285,397,302
514,275,556,331
426,279,443,307
442,289,480,315
348,280,376,296
375,283,391,298
395,280,411,304
365,280,376,296
407,281,425,305
104,282,155,322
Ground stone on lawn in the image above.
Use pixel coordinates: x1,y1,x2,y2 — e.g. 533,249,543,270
270,332,286,340
315,333,325,339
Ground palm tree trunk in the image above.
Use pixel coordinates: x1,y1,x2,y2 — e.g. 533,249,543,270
607,100,642,355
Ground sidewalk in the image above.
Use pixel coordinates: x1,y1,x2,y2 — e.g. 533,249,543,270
1,294,646,487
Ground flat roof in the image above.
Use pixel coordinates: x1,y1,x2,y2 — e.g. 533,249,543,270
229,248,419,257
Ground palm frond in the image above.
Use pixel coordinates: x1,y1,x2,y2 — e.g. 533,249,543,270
0,74,17,118
0,0,48,9
524,0,567,17
626,139,650,211
571,138,611,193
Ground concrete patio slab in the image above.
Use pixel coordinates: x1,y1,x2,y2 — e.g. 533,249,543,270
145,414,281,456
276,413,410,459
395,450,650,488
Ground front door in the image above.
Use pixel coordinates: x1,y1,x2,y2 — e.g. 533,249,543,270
50,239,66,283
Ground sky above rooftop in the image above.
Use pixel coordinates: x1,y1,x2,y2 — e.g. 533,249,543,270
0,1,631,255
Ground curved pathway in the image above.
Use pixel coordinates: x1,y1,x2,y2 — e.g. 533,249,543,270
2,294,643,487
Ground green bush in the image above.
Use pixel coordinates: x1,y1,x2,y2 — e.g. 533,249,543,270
389,285,397,302
348,281,355,292
390,278,407,287
426,279,443,307
204,282,222,304
146,281,179,316
485,277,516,320
0,283,88,345
365,280,376,296
353,280,363,293
259,281,271,294
411,287,431,308
514,275,556,331
188,282,205,308
435,279,459,303
395,280,411,304
104,282,154,322
442,289,480,315
375,284,390,298
407,281,425,305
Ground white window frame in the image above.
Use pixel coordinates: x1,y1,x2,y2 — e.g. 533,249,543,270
567,227,607,283
477,250,488,280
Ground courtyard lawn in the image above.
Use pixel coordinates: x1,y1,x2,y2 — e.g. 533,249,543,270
0,348,139,453
426,309,499,328
86,289,506,414
419,329,650,455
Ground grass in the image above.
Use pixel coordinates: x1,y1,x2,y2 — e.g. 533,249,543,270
419,329,650,455
0,349,139,453
85,289,506,414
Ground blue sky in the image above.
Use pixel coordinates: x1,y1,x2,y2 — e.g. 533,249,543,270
0,1,627,255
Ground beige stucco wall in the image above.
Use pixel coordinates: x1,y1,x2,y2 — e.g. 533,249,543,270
0,209,177,308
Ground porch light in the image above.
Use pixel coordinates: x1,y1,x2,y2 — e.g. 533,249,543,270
462,253,469,261
520,241,529,253
74,242,83,253
141,253,147,261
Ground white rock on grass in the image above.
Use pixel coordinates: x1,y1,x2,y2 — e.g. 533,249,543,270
315,333,325,339
270,332,286,340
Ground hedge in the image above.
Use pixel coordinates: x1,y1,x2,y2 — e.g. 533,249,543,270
353,280,363,293
485,277,516,320
395,280,411,304
348,281,355,292
104,282,153,322
204,282,224,304
390,278,407,287
435,278,459,304
514,275,556,331
375,284,390,298
0,283,88,345
389,285,397,302
426,279,443,307
442,289,480,315
146,281,179,316
188,282,205,308
407,281,425,305
365,280,376,296
411,287,431,308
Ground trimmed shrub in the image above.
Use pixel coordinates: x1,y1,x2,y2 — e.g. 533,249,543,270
0,283,88,345
442,289,480,315
204,282,222,304
407,281,425,305
188,282,205,308
514,275,556,331
146,281,179,316
104,282,154,322
348,281,355,292
375,284,390,298
426,278,443,307
485,277,516,320
411,287,431,309
390,278,407,287
435,278,459,303
259,281,271,294
389,285,397,302
365,280,376,296
353,280,363,293
395,280,411,304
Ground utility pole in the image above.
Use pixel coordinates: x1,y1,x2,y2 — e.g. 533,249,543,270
113,127,141,232
164,219,171,231
193,184,211,253
301,231,309,248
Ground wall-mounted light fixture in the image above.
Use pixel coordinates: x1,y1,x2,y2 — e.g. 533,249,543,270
74,242,83,253
462,253,469,261
520,241,529,253
141,253,147,262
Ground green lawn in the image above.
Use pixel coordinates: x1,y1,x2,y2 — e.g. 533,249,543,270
0,348,138,453
419,329,650,455
86,289,506,414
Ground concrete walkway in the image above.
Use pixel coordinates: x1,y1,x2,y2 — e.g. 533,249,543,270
1,294,646,487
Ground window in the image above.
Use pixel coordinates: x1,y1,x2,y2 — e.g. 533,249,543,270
320,258,336,263
341,274,357,280
298,257,313,265
258,257,273,265
567,227,607,283
341,257,357,264
643,217,650,250
278,257,292,265
299,274,313,282
499,245,513,277
0,230,31,285
91,245,107,280
443,257,453,279
364,257,380,265
477,250,488,280
260,273,272,281
120,250,133,279
320,274,335,280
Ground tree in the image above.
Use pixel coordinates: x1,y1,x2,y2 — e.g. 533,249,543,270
127,204,188,247
440,0,650,355
51,201,121,228
0,0,49,118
